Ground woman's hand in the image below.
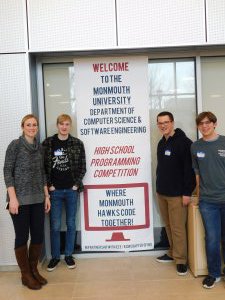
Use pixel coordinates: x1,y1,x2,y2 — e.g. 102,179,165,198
45,196,51,213
44,185,51,213
9,197,19,215
7,187,19,214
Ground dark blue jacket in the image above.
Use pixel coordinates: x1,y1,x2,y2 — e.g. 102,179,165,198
156,128,196,197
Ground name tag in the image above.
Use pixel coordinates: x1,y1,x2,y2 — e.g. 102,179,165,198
165,150,171,156
197,151,205,158
54,150,63,156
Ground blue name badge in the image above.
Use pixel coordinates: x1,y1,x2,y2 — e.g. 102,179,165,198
165,150,171,156
54,150,63,156
197,151,205,158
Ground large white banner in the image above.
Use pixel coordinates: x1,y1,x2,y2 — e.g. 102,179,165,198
75,56,154,251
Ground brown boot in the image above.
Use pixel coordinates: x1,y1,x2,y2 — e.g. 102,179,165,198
15,245,41,290
29,244,48,285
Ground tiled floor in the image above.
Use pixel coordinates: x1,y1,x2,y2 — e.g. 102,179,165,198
0,255,224,300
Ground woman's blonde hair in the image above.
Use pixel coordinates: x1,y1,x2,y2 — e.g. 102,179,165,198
21,114,39,128
56,114,72,125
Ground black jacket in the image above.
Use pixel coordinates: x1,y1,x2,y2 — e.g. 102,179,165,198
156,128,196,197
42,134,86,192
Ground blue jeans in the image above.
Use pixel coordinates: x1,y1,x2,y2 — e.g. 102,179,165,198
199,200,225,278
50,189,78,258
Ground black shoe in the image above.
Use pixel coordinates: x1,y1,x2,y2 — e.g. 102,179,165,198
176,264,188,276
47,258,60,272
156,254,174,263
202,275,221,289
65,256,76,269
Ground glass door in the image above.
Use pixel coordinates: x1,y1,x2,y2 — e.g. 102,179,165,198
40,58,198,255
43,63,76,136
42,62,82,254
148,59,197,248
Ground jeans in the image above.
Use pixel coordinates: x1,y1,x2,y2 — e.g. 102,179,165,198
199,200,225,278
50,189,78,258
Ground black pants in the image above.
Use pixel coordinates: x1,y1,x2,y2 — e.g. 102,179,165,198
10,202,45,249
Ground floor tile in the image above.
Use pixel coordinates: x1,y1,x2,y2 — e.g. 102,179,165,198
0,256,224,300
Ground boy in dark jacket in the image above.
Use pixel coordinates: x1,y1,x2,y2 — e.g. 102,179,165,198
42,114,86,271
156,111,195,275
